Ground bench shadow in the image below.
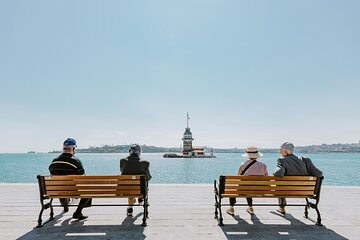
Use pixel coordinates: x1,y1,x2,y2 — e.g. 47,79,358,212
221,211,348,240
17,212,146,240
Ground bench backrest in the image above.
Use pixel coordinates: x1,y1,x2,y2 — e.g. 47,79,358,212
218,176,321,199
37,175,147,199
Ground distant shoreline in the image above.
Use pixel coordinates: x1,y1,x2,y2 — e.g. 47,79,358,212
60,142,360,154
3,142,360,154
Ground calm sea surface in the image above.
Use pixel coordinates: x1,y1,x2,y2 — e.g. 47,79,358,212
0,152,359,185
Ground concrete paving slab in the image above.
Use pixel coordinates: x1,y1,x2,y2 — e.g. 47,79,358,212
0,184,358,239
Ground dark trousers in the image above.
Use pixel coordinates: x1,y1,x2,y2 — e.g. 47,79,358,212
278,198,286,208
60,198,92,212
229,197,253,207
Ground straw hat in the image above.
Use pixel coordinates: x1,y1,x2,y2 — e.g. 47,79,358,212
242,146,263,159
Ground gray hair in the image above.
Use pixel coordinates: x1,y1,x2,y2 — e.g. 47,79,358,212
284,149,294,155
63,146,75,154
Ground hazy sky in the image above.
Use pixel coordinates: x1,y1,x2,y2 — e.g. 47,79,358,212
1,0,359,152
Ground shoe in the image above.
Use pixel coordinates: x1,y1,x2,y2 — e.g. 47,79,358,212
226,207,234,216
276,207,286,214
72,212,88,220
246,207,254,215
63,206,69,213
127,207,133,216
138,198,144,204
60,198,70,212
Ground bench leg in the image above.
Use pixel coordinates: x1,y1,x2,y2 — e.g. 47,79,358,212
36,199,55,228
49,199,54,219
214,203,218,220
36,207,45,228
213,180,221,223
308,200,323,226
314,204,322,226
141,217,147,226
217,199,224,226
141,198,149,226
304,198,309,218
214,198,224,226
214,194,219,220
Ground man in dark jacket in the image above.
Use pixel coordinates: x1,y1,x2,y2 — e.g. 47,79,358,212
120,144,151,216
273,142,323,214
49,138,91,220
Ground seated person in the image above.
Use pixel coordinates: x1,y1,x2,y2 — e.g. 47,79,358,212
120,144,151,216
273,142,323,214
227,146,268,216
49,138,91,220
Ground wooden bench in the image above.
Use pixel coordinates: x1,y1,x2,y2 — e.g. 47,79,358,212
214,175,323,226
36,175,149,227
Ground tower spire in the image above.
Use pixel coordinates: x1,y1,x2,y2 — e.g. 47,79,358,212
187,112,189,128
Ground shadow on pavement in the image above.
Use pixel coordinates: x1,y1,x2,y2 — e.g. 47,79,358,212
220,211,348,240
18,212,146,240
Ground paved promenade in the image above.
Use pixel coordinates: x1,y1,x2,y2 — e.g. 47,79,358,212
0,184,359,239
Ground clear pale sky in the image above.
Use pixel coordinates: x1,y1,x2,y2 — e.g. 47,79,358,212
1,0,359,153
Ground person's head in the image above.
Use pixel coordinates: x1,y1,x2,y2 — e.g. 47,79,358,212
279,142,294,156
129,144,141,156
242,146,263,160
63,138,77,155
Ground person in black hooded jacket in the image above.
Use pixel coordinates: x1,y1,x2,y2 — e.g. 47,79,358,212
120,144,151,216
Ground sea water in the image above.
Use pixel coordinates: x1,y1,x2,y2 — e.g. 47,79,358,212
0,152,359,185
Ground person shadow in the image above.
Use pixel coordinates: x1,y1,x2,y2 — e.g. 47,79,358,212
17,211,146,240
220,210,348,240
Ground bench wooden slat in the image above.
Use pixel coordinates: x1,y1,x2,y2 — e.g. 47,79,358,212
47,194,144,198
46,185,141,191
224,176,317,181
46,190,142,196
225,180,316,186
45,180,141,185
45,175,141,180
222,194,315,198
225,185,315,191
223,190,315,195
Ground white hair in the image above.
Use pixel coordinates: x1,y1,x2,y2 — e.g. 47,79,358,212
63,145,75,154
285,149,294,155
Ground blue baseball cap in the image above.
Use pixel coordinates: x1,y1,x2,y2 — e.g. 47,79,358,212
63,138,77,147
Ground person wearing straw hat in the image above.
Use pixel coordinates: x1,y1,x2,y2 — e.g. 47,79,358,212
227,146,268,216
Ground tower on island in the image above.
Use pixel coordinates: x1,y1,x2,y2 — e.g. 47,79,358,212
182,113,193,155
163,113,215,158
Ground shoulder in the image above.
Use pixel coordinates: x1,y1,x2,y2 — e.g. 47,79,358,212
71,156,81,162
299,155,309,160
239,161,247,169
120,157,129,163
257,161,267,167
140,160,150,165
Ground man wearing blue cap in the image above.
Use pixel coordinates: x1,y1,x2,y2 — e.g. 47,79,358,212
49,138,92,220
120,144,151,216
273,142,323,214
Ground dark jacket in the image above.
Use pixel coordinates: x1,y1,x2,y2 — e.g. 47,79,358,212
49,153,85,175
273,154,323,177
120,154,152,181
